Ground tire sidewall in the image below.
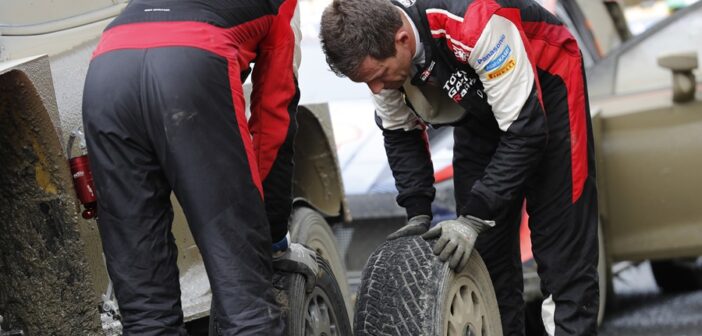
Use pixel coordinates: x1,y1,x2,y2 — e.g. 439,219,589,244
286,257,353,336
290,207,353,319
597,220,610,325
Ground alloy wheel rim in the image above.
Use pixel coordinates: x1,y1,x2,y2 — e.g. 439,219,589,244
445,273,487,336
304,287,338,336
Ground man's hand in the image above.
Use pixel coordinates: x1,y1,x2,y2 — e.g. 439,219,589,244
386,215,432,240
421,215,495,272
273,242,319,292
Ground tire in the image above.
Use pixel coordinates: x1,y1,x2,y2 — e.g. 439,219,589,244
286,255,354,336
208,253,353,336
597,220,611,326
209,206,353,335
651,258,702,292
354,236,502,336
290,207,353,320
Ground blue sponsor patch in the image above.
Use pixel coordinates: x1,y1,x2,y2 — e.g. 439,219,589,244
484,45,511,72
487,56,516,80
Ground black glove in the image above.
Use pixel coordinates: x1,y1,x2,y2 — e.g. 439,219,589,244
386,215,432,240
421,215,495,272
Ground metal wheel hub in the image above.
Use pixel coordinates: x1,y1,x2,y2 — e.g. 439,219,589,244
445,274,487,336
304,287,338,336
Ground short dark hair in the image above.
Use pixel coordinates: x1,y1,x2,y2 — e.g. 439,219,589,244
320,0,403,78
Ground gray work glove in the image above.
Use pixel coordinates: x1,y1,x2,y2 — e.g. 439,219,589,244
386,215,432,240
273,243,320,292
421,215,495,272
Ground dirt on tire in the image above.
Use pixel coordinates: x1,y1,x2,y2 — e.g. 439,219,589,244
354,235,502,336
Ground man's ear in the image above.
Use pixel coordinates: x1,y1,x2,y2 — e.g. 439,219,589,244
395,29,411,48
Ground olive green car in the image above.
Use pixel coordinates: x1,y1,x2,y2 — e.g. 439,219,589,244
587,1,702,292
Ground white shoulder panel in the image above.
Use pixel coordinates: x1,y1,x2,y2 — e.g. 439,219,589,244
468,15,534,131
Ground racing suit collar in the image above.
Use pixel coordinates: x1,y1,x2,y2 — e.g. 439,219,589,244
396,5,425,66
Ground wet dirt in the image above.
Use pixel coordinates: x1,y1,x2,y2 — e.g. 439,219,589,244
0,71,101,334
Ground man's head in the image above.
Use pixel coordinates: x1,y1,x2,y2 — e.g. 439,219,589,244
320,0,416,93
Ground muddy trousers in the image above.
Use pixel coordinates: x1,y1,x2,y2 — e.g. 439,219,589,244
453,77,599,336
83,48,284,335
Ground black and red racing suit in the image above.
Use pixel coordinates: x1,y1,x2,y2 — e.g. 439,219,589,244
375,0,599,334
82,0,300,334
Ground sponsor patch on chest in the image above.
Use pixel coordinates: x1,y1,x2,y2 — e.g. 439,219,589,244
442,70,484,103
452,45,471,63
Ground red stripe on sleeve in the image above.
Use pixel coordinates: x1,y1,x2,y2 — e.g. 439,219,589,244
249,0,298,181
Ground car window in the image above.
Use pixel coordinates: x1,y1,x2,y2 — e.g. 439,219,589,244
615,4,702,95
624,0,700,35
576,0,626,56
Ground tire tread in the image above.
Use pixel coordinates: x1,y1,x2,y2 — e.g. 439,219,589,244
354,237,441,336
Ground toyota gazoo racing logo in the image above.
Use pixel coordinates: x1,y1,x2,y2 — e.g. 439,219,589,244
443,70,483,103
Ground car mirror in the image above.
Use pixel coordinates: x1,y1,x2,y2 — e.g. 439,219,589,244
657,51,698,103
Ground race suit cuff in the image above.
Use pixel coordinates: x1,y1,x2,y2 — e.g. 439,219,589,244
404,196,433,219
270,221,289,243
272,235,289,253
460,194,492,221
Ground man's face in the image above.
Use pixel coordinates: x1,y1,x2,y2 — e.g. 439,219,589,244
350,39,414,94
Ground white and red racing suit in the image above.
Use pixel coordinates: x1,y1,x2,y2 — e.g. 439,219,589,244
374,0,599,335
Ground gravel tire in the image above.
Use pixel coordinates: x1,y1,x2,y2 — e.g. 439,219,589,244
286,255,353,336
210,206,353,335
354,236,502,336
597,221,611,325
209,253,352,336
290,206,353,320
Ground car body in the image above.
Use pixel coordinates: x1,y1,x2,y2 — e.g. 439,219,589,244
587,2,702,263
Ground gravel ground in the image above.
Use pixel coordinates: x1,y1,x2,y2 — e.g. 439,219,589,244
599,261,702,336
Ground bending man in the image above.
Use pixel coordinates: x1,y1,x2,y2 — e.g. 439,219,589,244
320,0,599,334
83,0,300,334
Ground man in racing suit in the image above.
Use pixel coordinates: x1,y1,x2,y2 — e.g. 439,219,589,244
320,0,599,335
82,0,300,334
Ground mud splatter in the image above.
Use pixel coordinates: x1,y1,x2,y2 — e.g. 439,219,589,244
0,71,101,334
